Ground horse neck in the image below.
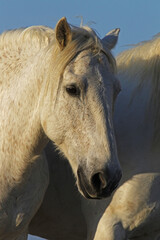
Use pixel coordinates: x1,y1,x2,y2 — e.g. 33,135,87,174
0,46,49,185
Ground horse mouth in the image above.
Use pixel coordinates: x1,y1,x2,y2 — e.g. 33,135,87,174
77,176,94,199
77,167,119,199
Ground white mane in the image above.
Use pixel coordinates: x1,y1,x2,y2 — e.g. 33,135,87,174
117,33,160,82
0,24,116,96
0,24,115,69
0,26,55,55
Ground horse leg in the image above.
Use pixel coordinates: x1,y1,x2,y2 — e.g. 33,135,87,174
1,227,28,240
95,173,160,240
16,230,28,240
94,209,127,240
0,154,49,240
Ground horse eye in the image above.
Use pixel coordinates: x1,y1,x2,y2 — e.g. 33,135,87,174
66,84,80,97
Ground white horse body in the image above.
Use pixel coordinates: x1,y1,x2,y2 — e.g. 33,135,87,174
94,34,160,240
0,18,121,239
29,34,160,239
0,26,51,239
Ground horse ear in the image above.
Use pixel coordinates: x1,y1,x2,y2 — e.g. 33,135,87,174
102,28,120,50
55,17,72,50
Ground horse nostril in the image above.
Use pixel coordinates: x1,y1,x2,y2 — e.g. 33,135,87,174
91,172,107,192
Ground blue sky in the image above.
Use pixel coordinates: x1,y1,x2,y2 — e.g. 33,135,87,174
0,1,159,239
0,0,159,56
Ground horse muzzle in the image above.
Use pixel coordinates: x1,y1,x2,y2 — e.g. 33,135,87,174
77,166,122,199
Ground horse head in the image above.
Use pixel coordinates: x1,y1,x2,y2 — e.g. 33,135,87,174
41,17,122,199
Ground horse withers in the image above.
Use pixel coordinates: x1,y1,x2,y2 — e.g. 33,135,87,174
0,17,121,239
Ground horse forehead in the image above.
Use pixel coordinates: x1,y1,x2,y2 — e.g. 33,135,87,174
67,50,101,76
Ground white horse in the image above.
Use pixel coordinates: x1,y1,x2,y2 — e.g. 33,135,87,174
95,33,160,240
29,34,160,239
0,17,121,239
